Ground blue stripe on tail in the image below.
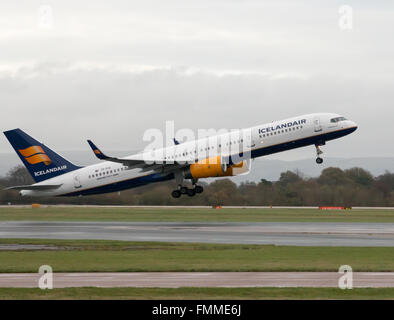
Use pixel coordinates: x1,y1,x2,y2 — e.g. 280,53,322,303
3,128,82,183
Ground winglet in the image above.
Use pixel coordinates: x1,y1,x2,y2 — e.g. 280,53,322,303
87,140,109,160
173,138,180,145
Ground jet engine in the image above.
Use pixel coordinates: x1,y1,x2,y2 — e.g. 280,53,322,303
183,156,250,179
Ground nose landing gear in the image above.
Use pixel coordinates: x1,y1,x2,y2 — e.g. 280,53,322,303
315,144,324,164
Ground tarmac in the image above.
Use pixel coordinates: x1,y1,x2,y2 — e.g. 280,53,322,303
0,221,394,246
0,272,393,288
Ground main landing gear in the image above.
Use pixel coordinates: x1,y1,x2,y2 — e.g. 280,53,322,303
315,144,324,164
172,173,204,198
171,185,204,198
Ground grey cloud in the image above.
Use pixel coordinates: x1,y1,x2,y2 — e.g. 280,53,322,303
0,0,393,162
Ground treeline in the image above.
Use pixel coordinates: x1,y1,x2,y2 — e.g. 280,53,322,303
0,165,393,207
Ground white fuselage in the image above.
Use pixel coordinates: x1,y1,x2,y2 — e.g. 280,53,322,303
22,113,357,197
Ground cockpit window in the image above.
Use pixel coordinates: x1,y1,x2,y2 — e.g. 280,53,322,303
330,116,347,123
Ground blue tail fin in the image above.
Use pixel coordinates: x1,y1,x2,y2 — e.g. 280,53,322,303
3,129,82,183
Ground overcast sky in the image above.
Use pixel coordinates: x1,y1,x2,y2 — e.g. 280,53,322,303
0,0,393,162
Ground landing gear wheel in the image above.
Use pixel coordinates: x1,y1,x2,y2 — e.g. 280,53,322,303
187,188,196,197
194,185,203,194
180,186,188,194
171,190,181,198
315,144,324,164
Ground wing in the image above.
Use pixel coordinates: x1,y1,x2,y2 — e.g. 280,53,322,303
87,140,192,170
87,140,146,167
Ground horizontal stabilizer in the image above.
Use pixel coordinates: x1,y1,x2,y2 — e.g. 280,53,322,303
4,184,63,191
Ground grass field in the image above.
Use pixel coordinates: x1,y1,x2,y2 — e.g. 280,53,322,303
0,207,392,300
0,206,393,222
1,287,394,300
0,239,393,272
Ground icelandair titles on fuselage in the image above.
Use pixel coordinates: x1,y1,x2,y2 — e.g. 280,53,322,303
258,119,307,134
34,165,67,177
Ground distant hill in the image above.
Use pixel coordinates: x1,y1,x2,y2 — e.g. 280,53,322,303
0,151,392,183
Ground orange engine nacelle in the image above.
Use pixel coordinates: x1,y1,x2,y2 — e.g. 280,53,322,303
183,156,248,179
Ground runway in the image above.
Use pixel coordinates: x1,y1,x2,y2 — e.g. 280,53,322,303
1,272,394,288
1,221,394,246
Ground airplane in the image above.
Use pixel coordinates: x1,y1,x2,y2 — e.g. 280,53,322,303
3,113,357,198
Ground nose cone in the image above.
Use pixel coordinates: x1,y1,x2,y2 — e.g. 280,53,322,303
348,120,358,133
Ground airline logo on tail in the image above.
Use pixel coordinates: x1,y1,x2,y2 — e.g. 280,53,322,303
18,146,52,166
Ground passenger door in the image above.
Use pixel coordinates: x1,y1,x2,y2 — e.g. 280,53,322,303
73,174,82,189
313,116,322,132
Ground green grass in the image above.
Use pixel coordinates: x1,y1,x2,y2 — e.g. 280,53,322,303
0,287,393,300
0,207,393,222
0,239,393,272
